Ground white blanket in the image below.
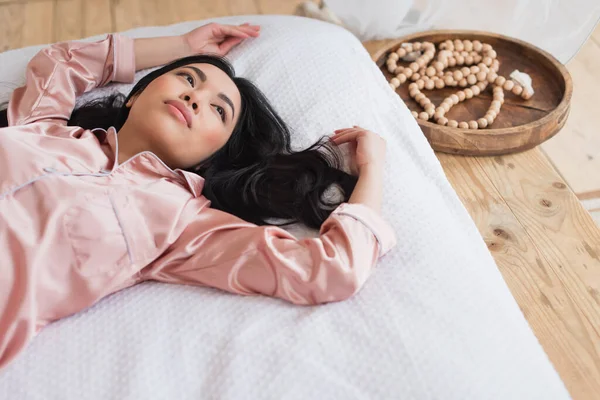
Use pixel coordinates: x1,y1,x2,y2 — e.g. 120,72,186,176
0,16,570,400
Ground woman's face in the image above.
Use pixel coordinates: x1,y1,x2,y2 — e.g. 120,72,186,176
123,63,242,170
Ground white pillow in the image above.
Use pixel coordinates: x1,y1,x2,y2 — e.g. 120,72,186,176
0,15,569,400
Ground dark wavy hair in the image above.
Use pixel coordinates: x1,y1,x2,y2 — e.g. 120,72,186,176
0,55,357,229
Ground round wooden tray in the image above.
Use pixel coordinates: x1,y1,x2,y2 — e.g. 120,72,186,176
371,30,573,156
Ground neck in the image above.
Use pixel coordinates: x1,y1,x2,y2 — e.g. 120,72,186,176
116,122,146,164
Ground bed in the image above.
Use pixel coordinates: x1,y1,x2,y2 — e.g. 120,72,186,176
0,15,571,399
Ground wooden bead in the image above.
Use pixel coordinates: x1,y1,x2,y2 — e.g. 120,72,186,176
495,76,506,86
456,55,465,65
512,85,523,95
487,49,497,59
477,81,487,91
425,79,435,90
467,74,477,85
454,40,464,51
389,52,399,61
389,83,396,90
522,88,533,100
433,61,444,71
476,71,487,81
464,88,474,99
503,80,514,91
434,111,444,120
422,98,432,107
397,48,407,57
487,72,498,83
491,100,502,109
426,66,436,77
413,73,421,81
390,78,400,87
398,74,407,83
464,40,473,51
471,85,481,96
415,93,425,102
444,76,454,86
418,112,429,120
438,117,449,126
417,58,427,67
411,111,419,118
483,57,493,66
448,57,457,67
465,55,474,65
394,66,404,75
441,103,451,112
473,40,482,51
413,42,422,51
453,70,464,81
485,115,494,125
417,80,425,90
404,68,413,77
482,43,492,52
461,67,471,76
459,78,468,87
457,91,466,102
409,89,419,97
470,66,480,74
458,121,469,129
468,120,478,129
410,62,419,72
477,118,488,128
435,79,445,89
447,120,459,128
450,94,459,104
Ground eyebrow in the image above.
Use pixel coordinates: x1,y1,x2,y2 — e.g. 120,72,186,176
184,66,236,120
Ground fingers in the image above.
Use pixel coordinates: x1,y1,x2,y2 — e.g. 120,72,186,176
330,129,362,144
215,24,260,39
218,37,244,55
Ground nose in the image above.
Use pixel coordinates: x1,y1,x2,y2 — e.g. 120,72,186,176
183,95,198,111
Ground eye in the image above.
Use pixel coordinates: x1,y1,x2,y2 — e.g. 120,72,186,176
177,72,194,86
214,105,226,122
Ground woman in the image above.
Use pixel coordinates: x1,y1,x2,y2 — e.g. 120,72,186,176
0,22,396,370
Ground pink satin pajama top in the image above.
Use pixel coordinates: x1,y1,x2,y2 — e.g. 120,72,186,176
0,34,397,369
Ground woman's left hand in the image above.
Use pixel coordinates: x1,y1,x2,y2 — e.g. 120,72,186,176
183,23,261,56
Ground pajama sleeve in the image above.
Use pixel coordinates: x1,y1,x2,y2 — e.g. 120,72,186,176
144,203,397,305
8,33,135,127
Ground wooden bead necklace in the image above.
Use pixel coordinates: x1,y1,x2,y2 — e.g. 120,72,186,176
386,39,534,129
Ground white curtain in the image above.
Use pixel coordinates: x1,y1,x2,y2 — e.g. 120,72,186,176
325,0,600,63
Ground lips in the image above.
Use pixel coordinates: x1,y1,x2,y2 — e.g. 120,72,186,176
165,100,192,128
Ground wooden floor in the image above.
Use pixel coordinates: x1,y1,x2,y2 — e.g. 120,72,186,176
541,24,600,225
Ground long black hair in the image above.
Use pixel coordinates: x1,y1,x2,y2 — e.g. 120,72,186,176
0,55,357,229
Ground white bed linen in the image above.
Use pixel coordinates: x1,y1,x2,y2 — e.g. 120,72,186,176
0,15,570,400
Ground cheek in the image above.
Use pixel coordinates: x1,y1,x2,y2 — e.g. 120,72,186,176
196,128,231,151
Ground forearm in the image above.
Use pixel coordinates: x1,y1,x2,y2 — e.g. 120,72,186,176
133,35,192,71
348,164,384,213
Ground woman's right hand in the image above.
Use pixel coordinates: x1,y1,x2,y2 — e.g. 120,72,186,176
330,126,387,176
